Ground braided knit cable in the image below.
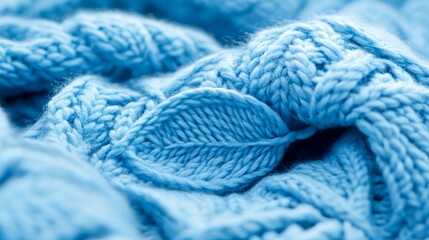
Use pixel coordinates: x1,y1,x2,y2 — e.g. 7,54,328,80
0,0,348,43
25,15,429,238
0,11,219,97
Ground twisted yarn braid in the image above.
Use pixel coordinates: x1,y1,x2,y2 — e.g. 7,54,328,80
2,0,429,239
26,76,316,193
25,15,429,238
136,131,373,240
0,11,219,97
4,0,429,126
0,0,426,46
0,0,349,43
340,0,429,58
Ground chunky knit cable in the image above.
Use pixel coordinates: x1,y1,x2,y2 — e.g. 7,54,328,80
0,11,219,97
3,0,429,125
126,130,373,239
0,0,425,46
5,0,429,128
340,0,429,58
0,0,348,43
2,0,429,239
25,16,429,239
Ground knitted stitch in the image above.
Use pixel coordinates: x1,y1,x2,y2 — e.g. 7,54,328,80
5,0,429,127
0,0,421,44
0,0,349,43
1,0,429,240
126,130,373,239
0,11,219,97
25,15,429,238
0,109,144,239
340,0,429,58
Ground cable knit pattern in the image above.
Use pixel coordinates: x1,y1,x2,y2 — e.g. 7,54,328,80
0,11,219,97
24,16,429,238
0,0,349,43
1,0,429,239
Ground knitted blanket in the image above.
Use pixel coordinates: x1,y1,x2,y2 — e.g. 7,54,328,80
1,0,429,239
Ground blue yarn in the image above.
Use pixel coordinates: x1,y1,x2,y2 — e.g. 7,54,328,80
125,130,372,239
23,15,429,238
339,0,429,59
0,11,219,97
1,90,50,127
0,0,421,44
0,0,349,43
0,109,146,239
1,0,429,239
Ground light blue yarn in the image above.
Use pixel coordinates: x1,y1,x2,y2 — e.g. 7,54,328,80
3,0,429,128
339,0,429,59
0,109,146,239
125,130,372,239
24,15,429,238
0,11,219,97
0,10,219,127
0,0,421,45
0,0,349,43
1,0,429,239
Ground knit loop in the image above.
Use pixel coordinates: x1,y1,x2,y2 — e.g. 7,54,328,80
108,88,316,193
17,9,429,238
0,11,219,97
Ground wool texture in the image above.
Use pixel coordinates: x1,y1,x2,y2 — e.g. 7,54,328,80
1,0,429,240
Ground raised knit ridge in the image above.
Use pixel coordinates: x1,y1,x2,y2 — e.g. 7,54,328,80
1,0,429,239
23,16,429,238
0,11,219,97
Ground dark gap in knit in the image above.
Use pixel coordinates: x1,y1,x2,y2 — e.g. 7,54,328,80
0,27,26,42
143,2,157,14
275,127,349,172
109,67,133,82
141,2,242,46
0,90,50,128
130,200,166,239
73,226,110,240
0,161,26,186
368,155,393,229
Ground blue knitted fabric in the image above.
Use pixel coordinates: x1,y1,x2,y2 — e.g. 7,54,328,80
1,0,429,239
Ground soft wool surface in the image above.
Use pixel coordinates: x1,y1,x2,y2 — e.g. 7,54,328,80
1,0,429,239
